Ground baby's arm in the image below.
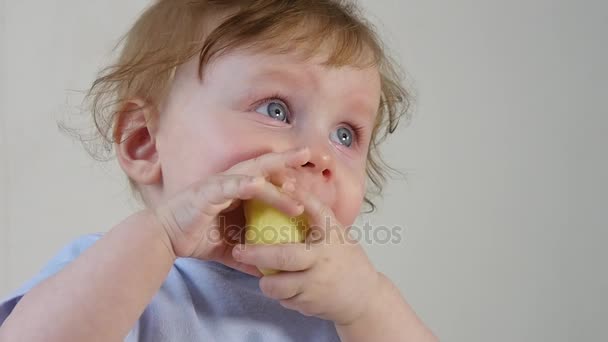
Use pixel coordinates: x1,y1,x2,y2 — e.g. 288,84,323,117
234,189,438,341
0,210,176,342
0,149,306,341
335,273,439,342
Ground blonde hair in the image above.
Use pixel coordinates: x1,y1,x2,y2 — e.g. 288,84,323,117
81,0,411,213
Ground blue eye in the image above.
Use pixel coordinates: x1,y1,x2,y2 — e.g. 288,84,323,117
331,126,354,147
255,100,289,122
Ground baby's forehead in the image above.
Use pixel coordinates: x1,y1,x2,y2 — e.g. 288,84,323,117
203,50,380,104
208,49,379,87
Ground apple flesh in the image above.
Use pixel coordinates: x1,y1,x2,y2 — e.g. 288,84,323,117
243,199,309,275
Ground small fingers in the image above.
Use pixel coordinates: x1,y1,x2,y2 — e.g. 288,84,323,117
198,175,303,219
291,191,343,243
258,271,308,300
233,243,316,272
242,177,304,217
226,147,310,179
281,147,311,168
252,147,311,173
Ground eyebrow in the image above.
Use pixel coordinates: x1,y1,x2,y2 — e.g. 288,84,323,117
248,66,320,90
346,96,379,122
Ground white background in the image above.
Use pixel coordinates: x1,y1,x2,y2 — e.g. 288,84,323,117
1,0,606,341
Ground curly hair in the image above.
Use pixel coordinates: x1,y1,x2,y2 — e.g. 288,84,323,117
75,0,412,213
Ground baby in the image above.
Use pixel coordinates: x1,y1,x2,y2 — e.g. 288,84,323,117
0,0,437,341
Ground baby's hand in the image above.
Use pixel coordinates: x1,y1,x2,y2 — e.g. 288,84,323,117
153,147,310,277
231,191,381,326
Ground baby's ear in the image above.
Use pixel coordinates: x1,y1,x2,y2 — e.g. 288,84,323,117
114,98,161,185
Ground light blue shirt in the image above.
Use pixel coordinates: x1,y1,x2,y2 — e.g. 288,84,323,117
0,234,340,341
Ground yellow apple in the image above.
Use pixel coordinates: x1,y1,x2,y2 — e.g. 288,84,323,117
243,199,309,275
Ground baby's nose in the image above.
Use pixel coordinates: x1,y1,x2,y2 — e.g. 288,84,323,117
293,165,336,209
299,147,333,183
301,159,331,181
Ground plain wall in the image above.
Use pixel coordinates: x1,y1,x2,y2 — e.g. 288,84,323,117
1,0,606,341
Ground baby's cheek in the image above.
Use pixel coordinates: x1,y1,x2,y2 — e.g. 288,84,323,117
201,120,279,174
214,145,275,174
334,176,365,227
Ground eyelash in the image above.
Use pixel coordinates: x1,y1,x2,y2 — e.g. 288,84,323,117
256,92,294,123
347,123,366,146
254,92,366,148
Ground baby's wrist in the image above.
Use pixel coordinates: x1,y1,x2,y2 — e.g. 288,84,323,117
141,208,178,262
336,271,389,328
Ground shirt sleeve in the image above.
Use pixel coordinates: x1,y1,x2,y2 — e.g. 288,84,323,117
0,233,103,326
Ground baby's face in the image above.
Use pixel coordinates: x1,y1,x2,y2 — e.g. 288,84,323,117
154,50,381,227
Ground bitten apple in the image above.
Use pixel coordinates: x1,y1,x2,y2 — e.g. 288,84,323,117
243,199,309,275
